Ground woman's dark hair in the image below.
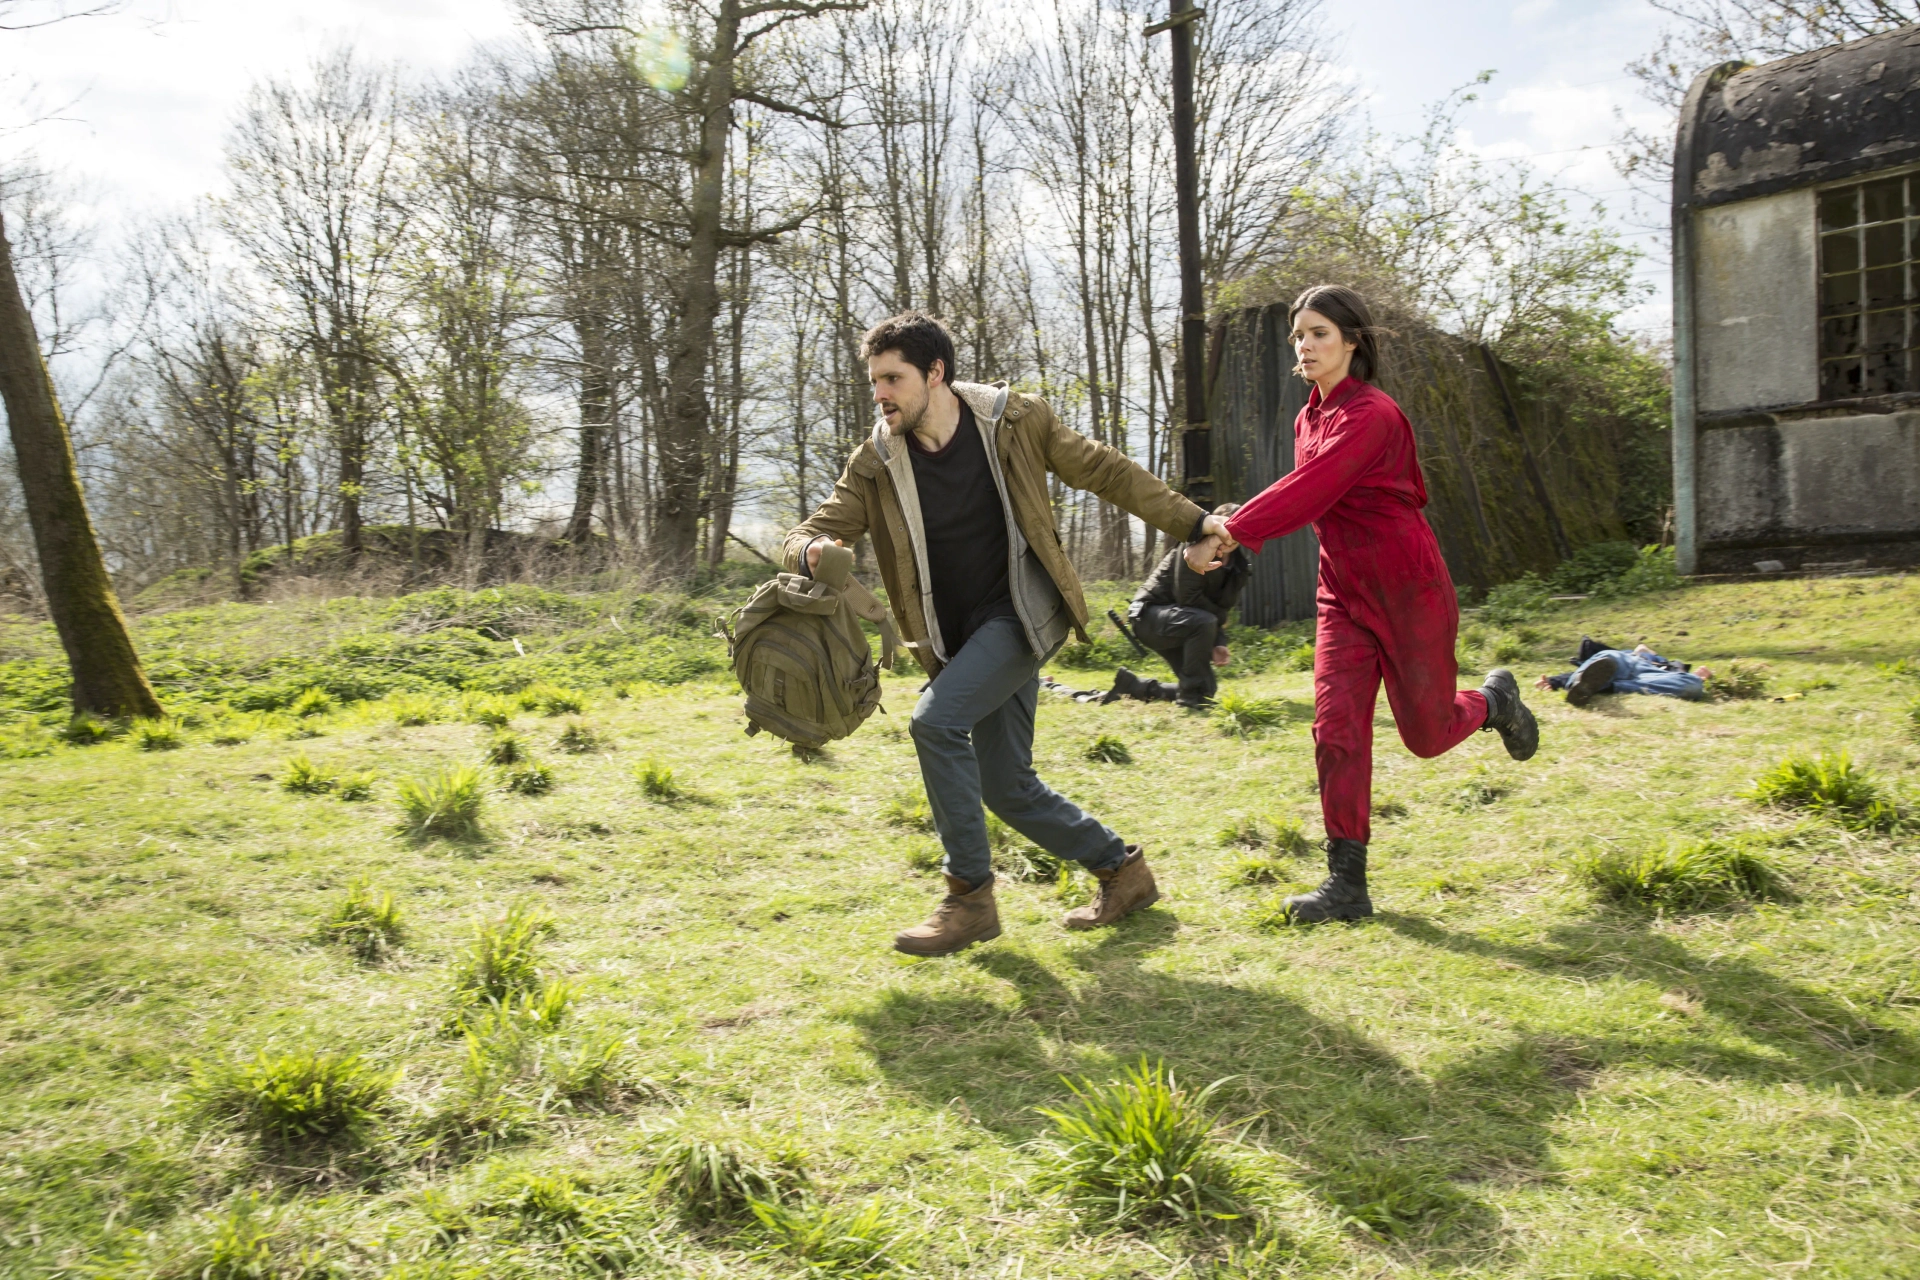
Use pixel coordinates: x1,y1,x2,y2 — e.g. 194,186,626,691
1289,284,1382,383
861,310,958,385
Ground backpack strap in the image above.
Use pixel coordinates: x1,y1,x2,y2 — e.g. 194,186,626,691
839,576,898,670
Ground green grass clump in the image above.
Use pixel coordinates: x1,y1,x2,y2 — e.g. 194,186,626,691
1247,891,1303,932
1034,1058,1243,1226
522,683,586,716
130,717,185,751
460,691,516,727
453,904,553,1006
63,713,117,745
279,753,335,794
315,878,404,960
1576,837,1788,910
1316,1153,1479,1242
396,765,486,840
335,771,376,801
1082,734,1132,764
1223,853,1292,886
1712,658,1772,700
635,758,679,800
191,1050,395,1150
554,721,603,754
881,794,933,831
1747,750,1898,829
648,1131,811,1223
502,762,555,795
1213,692,1287,737
0,721,59,758
1216,814,1311,854
386,693,443,726
288,687,335,718
995,842,1066,883
485,729,526,765
750,1197,904,1275
124,1193,329,1280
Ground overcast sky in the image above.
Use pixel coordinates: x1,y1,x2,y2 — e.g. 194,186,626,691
1,0,1677,329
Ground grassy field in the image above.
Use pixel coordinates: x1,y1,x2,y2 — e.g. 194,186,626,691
1,572,1917,1278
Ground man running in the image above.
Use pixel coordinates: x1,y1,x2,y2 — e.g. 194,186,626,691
784,311,1231,955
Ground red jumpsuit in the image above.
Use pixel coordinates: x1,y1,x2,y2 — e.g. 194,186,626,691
1224,376,1487,844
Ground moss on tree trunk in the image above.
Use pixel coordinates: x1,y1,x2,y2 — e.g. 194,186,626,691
0,214,162,720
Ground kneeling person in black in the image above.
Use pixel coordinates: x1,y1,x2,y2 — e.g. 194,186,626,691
1110,502,1250,709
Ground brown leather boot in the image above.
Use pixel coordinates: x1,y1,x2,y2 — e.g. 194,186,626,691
893,874,1001,956
1063,845,1159,930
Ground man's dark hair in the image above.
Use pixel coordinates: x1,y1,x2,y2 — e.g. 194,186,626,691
861,311,958,385
1289,284,1384,383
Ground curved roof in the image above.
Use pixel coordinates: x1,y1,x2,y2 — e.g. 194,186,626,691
1676,23,1920,210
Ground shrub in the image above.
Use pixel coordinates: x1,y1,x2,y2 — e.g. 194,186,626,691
502,762,555,796
279,753,336,795
1576,837,1788,910
396,766,486,840
1712,659,1772,700
649,1132,810,1223
191,1050,395,1149
485,730,526,765
288,687,334,719
1083,734,1132,764
335,771,377,802
459,691,516,728
635,758,679,800
1597,544,1681,597
554,721,602,754
1480,573,1550,626
386,693,443,726
1034,1058,1242,1226
750,1197,905,1275
522,683,586,716
1747,751,1897,830
1490,635,1527,664
1213,692,1287,737
131,717,185,751
316,878,404,960
1545,540,1639,594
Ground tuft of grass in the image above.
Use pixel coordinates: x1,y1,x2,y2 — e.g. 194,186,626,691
1452,764,1509,810
1216,814,1311,854
995,842,1066,883
1876,656,1919,679
335,770,377,802
278,753,336,795
1247,892,1303,932
881,794,933,831
131,717,185,751
1747,750,1898,829
1034,1058,1243,1227
288,687,335,719
452,903,554,1007
484,729,526,765
502,762,555,795
1711,658,1772,700
1283,641,1316,671
396,765,486,840
386,693,443,726
315,878,404,960
191,1049,395,1150
0,721,59,758
1212,691,1287,737
63,713,118,745
553,720,603,754
1316,1154,1479,1242
750,1197,905,1275
1576,837,1788,910
124,1193,331,1280
1223,853,1291,886
635,758,680,800
648,1131,811,1223
1083,734,1132,764
522,683,586,716
459,691,516,727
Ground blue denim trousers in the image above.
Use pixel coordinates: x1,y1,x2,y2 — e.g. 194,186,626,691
909,616,1128,886
1579,648,1706,700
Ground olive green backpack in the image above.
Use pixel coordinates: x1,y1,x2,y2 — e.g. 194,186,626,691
722,543,898,751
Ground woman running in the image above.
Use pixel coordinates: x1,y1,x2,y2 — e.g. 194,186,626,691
1197,284,1538,922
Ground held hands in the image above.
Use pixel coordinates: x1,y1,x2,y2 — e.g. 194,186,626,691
1183,514,1239,574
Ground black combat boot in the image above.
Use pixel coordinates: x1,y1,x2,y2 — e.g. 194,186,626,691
1564,653,1618,708
1478,667,1539,761
1283,838,1373,923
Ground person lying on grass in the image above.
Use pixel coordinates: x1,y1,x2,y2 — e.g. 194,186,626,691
784,310,1234,957
1537,636,1714,706
1187,284,1540,924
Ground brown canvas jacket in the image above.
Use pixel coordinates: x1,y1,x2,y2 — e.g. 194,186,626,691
782,381,1205,678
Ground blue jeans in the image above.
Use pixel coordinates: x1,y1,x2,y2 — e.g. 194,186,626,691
1577,649,1706,700
910,616,1128,886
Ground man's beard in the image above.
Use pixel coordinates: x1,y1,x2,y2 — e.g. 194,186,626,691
882,396,926,436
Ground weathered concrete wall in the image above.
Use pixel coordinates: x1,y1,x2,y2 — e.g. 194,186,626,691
1698,411,1920,569
1693,188,1819,413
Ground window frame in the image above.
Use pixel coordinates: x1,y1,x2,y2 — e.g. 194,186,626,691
1815,163,1920,403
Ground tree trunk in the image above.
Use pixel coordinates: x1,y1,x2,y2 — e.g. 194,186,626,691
566,317,611,545
0,216,162,720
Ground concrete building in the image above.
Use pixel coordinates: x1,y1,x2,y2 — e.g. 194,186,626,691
1674,25,1920,574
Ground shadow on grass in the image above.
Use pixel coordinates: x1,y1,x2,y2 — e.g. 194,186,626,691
1378,913,1919,1094
845,915,1533,1262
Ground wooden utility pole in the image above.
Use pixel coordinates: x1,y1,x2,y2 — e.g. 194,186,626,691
0,214,162,720
1146,0,1209,502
